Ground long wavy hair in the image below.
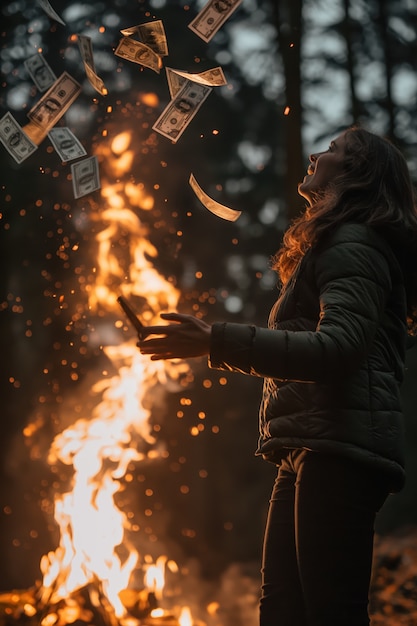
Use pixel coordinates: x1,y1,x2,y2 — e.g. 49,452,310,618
273,127,417,332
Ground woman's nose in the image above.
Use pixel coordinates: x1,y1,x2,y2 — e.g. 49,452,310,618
310,150,325,163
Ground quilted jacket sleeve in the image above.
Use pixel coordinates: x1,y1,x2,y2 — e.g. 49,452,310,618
209,226,395,383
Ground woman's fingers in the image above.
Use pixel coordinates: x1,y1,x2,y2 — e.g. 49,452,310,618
140,326,169,338
139,313,195,338
160,312,190,321
138,337,169,351
136,312,211,360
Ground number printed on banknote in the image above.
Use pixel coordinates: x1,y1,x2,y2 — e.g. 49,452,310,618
37,0,66,25
27,72,81,134
189,173,241,221
114,37,162,73
0,112,38,163
24,53,57,92
48,127,87,162
152,80,212,143
188,0,243,42
71,156,101,199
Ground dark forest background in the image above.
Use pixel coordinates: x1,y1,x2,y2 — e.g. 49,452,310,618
1,0,417,606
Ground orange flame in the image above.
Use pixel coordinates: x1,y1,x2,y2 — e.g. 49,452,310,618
38,130,191,620
179,607,193,626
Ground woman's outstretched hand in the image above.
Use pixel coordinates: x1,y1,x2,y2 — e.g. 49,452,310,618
137,312,212,360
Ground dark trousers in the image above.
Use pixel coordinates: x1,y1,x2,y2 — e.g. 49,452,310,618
260,449,391,626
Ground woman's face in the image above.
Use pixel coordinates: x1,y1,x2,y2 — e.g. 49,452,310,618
298,132,348,205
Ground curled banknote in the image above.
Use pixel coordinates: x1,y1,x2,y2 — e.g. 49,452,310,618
121,20,168,57
77,34,107,95
27,72,81,135
71,156,101,199
166,66,227,99
189,173,241,221
48,127,87,162
38,0,66,25
0,112,38,163
152,80,212,143
114,37,162,73
24,52,57,92
188,0,242,42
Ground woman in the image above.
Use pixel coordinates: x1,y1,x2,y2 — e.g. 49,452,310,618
137,127,417,626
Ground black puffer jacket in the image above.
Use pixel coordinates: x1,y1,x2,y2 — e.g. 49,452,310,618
209,223,408,491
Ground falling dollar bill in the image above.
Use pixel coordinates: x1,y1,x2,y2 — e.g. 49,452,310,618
189,173,241,221
22,119,50,146
77,34,95,69
48,127,87,162
71,156,100,199
152,80,212,143
24,52,57,92
121,20,168,57
84,64,107,95
37,0,66,25
165,68,186,100
0,112,38,163
171,66,227,87
114,37,162,73
77,34,107,96
27,72,81,135
188,0,242,42
166,66,227,98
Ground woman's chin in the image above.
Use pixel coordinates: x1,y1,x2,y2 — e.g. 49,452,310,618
298,179,312,202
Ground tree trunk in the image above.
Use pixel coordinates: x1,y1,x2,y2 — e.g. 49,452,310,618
377,0,396,140
342,0,360,124
271,0,305,222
